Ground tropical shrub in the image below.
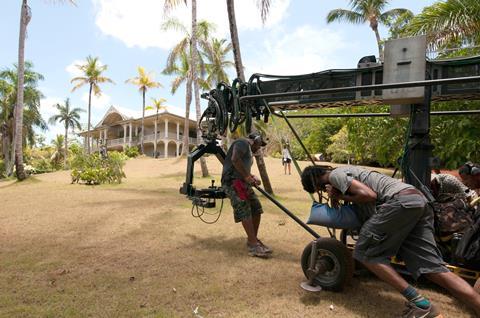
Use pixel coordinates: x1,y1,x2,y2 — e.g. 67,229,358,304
0,159,5,178
123,146,140,158
70,151,127,185
30,157,54,174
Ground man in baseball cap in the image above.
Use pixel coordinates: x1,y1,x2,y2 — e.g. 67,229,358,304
221,132,270,257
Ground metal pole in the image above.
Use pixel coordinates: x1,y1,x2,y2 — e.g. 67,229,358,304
254,185,320,239
240,76,480,101
275,110,480,119
279,111,316,165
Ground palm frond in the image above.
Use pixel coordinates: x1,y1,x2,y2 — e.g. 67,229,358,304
379,8,412,24
326,9,364,24
163,0,187,14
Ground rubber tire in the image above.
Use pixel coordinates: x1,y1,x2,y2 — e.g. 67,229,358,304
301,237,354,292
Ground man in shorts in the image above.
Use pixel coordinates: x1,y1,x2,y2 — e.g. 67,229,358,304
301,165,480,317
222,132,272,258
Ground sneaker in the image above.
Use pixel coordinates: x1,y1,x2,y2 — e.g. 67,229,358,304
401,302,443,318
247,242,270,258
258,240,273,254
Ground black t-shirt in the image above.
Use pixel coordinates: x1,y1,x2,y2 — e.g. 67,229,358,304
221,138,253,185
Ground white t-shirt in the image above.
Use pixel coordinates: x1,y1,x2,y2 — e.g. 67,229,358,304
282,148,292,160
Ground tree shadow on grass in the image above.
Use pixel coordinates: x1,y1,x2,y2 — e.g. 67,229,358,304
298,269,473,317
183,233,302,264
298,276,406,317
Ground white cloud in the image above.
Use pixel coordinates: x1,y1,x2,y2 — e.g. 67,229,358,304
244,25,351,75
66,59,107,79
81,92,111,110
65,60,85,78
39,97,67,142
92,0,290,49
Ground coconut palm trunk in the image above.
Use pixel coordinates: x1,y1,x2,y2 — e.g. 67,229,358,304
141,88,146,154
226,0,245,82
13,0,30,180
372,23,383,61
226,0,273,194
1,124,12,175
64,123,68,167
154,108,158,158
87,83,92,154
182,75,193,157
191,0,209,177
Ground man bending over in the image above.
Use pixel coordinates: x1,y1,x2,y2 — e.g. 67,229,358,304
301,165,480,317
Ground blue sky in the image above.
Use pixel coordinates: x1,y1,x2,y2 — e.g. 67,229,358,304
1,0,435,142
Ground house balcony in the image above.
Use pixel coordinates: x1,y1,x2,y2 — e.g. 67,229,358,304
103,135,197,147
106,138,125,147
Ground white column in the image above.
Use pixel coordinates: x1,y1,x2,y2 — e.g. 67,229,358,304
176,122,180,140
135,125,138,137
84,136,87,151
164,119,169,138
176,143,180,157
129,123,132,146
154,120,158,158
164,142,168,158
123,125,127,145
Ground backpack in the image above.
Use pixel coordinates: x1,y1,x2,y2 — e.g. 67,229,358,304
453,208,480,270
432,194,474,235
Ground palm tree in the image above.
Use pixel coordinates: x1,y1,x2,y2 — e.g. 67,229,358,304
161,17,213,166
71,56,114,155
164,0,211,177
14,0,76,181
13,0,32,180
48,98,84,167
203,38,235,86
125,67,162,155
226,0,273,194
50,134,65,170
405,0,480,52
0,77,14,171
163,53,193,157
326,0,412,61
1,62,46,177
146,98,168,158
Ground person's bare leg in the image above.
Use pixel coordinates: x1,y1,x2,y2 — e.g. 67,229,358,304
361,261,409,292
241,217,258,245
252,214,261,238
425,271,480,316
288,163,291,175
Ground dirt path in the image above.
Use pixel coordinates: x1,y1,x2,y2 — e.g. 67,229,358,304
0,157,473,317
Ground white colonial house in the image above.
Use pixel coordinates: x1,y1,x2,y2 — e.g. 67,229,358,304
79,106,198,158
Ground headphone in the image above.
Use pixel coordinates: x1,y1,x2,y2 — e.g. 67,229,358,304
248,133,263,145
460,162,480,176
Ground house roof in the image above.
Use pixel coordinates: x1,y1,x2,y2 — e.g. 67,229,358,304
92,104,197,129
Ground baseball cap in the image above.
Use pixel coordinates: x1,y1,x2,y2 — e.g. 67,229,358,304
248,132,267,146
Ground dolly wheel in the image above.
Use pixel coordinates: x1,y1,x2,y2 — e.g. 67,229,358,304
301,238,354,292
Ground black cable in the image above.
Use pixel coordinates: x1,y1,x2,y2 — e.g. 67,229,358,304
190,197,224,224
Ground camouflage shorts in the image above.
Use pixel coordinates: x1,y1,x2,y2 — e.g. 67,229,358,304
223,180,263,223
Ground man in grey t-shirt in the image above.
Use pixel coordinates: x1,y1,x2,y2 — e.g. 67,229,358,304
222,132,272,258
301,165,480,317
